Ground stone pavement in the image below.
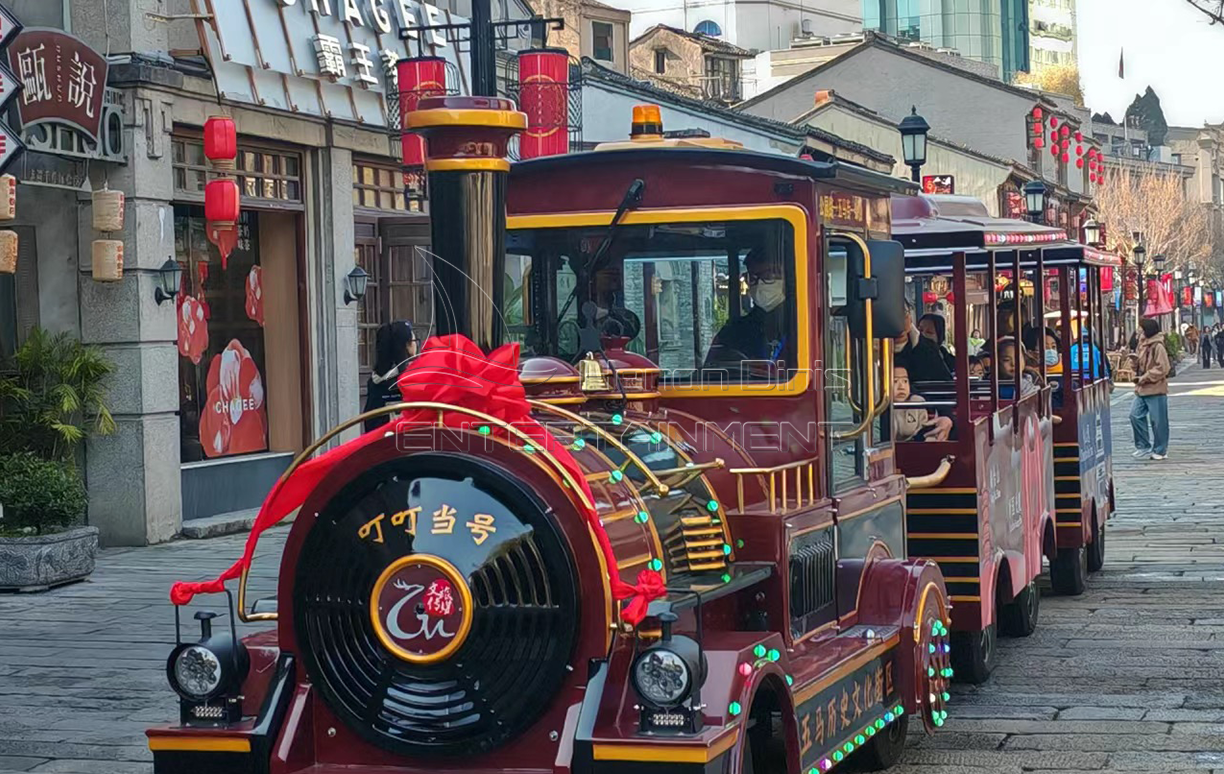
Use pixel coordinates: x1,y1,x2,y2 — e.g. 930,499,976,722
2,362,1224,773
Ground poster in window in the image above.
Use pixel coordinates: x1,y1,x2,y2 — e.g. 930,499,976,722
176,207,268,461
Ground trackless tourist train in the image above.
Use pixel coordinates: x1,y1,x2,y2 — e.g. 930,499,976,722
146,99,955,774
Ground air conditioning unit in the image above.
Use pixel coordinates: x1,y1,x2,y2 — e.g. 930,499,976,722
800,18,814,35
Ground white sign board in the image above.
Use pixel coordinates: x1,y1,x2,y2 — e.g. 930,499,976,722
0,121,27,175
193,0,473,126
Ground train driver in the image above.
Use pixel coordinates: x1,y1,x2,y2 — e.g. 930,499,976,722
704,248,789,369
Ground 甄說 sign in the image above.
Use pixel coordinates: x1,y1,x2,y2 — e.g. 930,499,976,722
7,28,109,141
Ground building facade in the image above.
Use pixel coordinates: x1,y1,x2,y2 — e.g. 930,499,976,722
616,0,862,53
629,25,754,103
1028,0,1076,73
861,0,1030,80
533,0,631,73
0,0,549,545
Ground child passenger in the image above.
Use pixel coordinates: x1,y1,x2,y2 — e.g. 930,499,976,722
893,365,954,442
968,356,985,378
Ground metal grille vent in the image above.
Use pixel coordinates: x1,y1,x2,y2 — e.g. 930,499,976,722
789,529,835,631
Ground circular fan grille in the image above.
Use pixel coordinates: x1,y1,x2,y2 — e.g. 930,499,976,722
293,454,578,758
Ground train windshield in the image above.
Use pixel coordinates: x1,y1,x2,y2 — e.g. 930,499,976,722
505,218,797,384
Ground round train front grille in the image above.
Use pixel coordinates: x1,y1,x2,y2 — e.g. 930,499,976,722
293,454,578,758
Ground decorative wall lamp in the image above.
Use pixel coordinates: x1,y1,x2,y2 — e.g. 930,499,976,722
154,258,183,305
344,266,369,305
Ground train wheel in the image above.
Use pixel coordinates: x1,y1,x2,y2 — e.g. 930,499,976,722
998,580,1040,637
950,623,996,684
1051,545,1088,595
1087,518,1106,573
853,715,909,771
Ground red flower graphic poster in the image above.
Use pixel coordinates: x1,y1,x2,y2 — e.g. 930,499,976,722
199,339,268,458
245,265,264,327
177,295,209,365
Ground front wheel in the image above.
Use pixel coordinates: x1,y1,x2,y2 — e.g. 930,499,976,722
1087,517,1106,573
852,715,909,771
950,623,996,684
999,580,1040,637
1051,545,1088,595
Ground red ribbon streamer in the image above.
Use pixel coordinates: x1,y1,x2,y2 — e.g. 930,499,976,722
170,335,664,625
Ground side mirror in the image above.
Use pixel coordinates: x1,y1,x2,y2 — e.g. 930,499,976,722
846,239,906,339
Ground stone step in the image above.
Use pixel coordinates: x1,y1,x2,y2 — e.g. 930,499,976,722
179,509,261,539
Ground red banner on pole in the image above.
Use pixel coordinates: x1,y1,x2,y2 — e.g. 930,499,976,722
517,49,569,160
397,57,448,167
1183,286,1194,307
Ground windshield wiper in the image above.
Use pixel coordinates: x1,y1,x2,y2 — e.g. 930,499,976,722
555,178,645,326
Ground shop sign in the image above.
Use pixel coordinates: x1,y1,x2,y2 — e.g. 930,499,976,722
1182,286,1194,307
7,29,108,141
17,149,87,190
922,174,954,194
1217,290,1223,309
1194,286,1203,307
1123,267,1138,301
1206,291,1214,309
198,0,475,127
819,192,866,228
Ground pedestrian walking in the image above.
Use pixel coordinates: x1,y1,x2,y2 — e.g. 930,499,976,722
1201,325,1214,369
362,320,418,433
1215,325,1224,368
1186,324,1199,355
1131,317,1171,461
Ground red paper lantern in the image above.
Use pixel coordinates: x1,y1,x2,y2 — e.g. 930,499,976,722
1032,107,1043,120
397,57,449,167
1061,152,1070,163
1050,116,1059,127
1051,145,1060,157
517,48,570,160
1076,145,1084,155
1034,137,1045,149
1076,158,1084,169
204,116,237,171
1074,131,1083,142
205,179,240,225
1090,173,1097,183
1060,125,1070,138
1062,139,1070,150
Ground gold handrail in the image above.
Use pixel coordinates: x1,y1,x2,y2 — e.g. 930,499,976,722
235,400,598,622
527,400,670,495
833,232,877,441
729,455,820,514
905,456,955,489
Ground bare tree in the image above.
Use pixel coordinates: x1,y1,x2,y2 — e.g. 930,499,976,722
1184,0,1224,25
1095,164,1213,274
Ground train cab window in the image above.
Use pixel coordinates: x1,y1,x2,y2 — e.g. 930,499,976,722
824,241,868,491
505,219,797,385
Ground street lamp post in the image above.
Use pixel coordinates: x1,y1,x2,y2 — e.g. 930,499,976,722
1024,180,1048,225
1133,243,1147,334
898,106,930,184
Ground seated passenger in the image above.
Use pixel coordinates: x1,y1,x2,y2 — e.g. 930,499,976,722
996,338,1038,398
894,302,953,386
918,312,956,373
704,249,788,368
893,365,953,442
1022,326,1062,375
968,355,985,378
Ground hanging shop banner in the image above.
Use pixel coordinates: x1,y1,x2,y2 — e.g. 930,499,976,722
1205,292,1214,309
194,0,476,127
922,174,955,194
1195,286,1203,307
7,28,108,140
1217,290,1223,309
1183,286,1194,307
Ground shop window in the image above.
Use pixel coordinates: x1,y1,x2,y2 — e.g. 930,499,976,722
173,137,302,204
353,161,415,212
175,206,270,462
592,22,613,61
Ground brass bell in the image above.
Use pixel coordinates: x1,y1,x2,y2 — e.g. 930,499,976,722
579,352,609,392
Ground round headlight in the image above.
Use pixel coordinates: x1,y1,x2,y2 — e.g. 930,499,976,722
173,645,223,699
632,648,692,707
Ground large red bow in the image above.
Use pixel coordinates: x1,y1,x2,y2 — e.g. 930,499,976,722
170,335,664,625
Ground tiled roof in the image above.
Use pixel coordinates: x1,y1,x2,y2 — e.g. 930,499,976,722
629,24,755,58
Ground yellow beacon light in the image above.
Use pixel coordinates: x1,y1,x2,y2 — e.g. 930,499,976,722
630,104,664,140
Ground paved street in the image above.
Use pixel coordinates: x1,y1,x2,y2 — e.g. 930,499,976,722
3,362,1224,773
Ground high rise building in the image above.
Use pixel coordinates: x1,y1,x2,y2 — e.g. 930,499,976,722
1028,0,1077,72
861,0,1031,81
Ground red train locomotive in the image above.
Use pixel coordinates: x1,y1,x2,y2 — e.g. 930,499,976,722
146,98,953,774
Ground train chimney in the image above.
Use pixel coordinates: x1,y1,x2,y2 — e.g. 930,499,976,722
405,96,527,351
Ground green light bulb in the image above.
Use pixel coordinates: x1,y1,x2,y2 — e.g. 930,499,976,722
648,558,663,571
610,469,624,483
929,644,936,654
706,499,719,512
875,719,885,730
478,425,491,435
895,705,905,716
524,444,535,453
722,543,732,555
934,716,944,727
572,437,586,449
786,675,794,686
736,538,745,548
866,726,876,736
942,692,950,702
927,667,935,678
634,511,649,524
843,742,854,754
650,431,663,443
728,701,742,716
612,413,623,425
767,648,780,662
753,644,767,658
832,751,843,763
931,621,939,635
721,573,731,583
854,734,865,746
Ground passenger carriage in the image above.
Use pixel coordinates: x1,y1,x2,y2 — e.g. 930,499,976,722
146,100,951,774
889,194,1114,681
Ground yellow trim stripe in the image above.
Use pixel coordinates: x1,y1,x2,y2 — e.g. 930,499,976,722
1054,442,1079,447
907,508,978,515
950,595,982,602
944,577,981,584
148,737,251,753
1054,476,1080,481
1054,457,1079,463
794,633,901,704
1056,508,1082,514
508,205,812,398
426,158,511,173
593,731,738,763
1056,522,1082,528
405,108,528,130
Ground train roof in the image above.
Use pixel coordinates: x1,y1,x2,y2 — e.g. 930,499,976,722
891,194,1123,272
510,145,918,197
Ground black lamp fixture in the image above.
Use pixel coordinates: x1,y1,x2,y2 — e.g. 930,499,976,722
1153,253,1166,273
1083,218,1101,247
154,257,183,305
1023,180,1048,224
898,106,930,183
344,266,369,305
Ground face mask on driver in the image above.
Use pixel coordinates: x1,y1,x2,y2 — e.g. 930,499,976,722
750,279,785,312
1044,349,1060,366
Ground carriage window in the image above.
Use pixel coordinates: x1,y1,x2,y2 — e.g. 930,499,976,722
506,218,796,384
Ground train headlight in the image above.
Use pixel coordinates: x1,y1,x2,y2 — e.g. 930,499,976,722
631,633,706,710
171,645,223,700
